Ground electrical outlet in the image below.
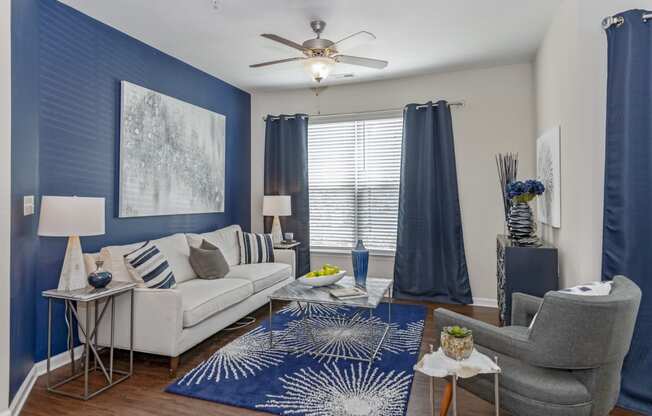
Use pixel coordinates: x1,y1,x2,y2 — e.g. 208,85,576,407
23,195,34,216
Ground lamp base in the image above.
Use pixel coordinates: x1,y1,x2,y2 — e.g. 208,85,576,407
58,236,88,291
271,216,283,244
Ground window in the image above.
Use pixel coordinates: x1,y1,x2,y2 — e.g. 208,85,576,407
308,113,403,252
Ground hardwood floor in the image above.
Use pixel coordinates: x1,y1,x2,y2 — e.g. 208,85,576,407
21,301,640,416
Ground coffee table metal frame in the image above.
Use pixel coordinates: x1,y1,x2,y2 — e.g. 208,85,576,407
267,276,393,364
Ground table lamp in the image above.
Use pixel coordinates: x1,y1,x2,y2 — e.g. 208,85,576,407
38,196,105,291
263,195,291,244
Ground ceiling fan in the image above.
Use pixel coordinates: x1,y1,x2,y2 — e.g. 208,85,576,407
250,20,388,83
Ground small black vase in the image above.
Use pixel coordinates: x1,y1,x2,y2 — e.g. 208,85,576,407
88,260,112,289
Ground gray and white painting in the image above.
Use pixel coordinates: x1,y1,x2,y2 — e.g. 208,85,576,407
537,126,561,228
119,81,225,217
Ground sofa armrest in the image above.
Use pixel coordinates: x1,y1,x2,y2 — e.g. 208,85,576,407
274,249,296,278
434,308,533,361
132,288,184,355
511,293,543,327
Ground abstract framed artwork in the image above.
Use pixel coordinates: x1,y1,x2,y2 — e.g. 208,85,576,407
119,81,226,217
536,126,561,228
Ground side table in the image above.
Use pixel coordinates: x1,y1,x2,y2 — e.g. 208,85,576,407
414,345,501,416
42,281,136,400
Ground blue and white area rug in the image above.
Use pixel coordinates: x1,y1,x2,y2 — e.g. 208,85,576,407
166,302,426,415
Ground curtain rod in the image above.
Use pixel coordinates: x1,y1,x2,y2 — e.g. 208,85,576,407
602,12,652,29
263,100,465,121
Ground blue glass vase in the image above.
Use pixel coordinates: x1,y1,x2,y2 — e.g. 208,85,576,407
351,239,369,289
88,260,112,289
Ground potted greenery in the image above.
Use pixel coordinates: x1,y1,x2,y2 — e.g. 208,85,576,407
441,325,474,360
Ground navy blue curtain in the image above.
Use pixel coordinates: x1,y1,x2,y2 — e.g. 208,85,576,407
393,101,472,304
602,10,652,414
264,114,311,276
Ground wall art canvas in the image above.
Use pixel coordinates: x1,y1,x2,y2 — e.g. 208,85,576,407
536,126,561,228
119,81,226,217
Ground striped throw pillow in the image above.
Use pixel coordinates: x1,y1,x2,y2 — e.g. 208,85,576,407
124,241,176,289
237,232,275,264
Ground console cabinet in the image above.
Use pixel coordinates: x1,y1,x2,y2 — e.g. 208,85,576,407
496,235,559,325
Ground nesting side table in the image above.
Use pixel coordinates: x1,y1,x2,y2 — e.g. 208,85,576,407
42,281,136,400
415,345,501,416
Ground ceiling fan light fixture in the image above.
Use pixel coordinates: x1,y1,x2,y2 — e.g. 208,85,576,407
304,56,334,83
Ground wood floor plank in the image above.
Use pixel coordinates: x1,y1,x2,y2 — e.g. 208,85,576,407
21,301,640,415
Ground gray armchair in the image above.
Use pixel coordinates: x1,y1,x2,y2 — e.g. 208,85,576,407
434,275,641,416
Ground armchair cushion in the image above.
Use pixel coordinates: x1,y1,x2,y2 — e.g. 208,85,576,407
459,346,592,415
469,345,592,406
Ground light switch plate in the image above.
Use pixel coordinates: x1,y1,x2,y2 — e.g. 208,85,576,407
23,195,34,216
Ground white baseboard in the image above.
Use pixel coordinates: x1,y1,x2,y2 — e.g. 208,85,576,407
9,345,84,416
472,297,498,308
8,366,36,416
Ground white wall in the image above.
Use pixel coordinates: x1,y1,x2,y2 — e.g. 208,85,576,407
535,0,651,288
251,63,537,302
0,0,11,412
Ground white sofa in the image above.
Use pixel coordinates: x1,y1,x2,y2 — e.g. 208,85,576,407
78,224,294,373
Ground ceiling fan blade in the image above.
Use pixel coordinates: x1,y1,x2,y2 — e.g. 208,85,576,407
334,55,388,69
261,34,309,53
332,31,376,48
331,73,355,79
249,57,305,68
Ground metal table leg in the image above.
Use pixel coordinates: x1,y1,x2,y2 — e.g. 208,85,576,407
47,298,52,389
452,374,458,416
67,302,75,375
84,302,90,398
494,356,500,415
110,296,115,382
130,289,134,375
268,298,273,347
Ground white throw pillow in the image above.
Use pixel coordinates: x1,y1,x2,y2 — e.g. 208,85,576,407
558,281,613,296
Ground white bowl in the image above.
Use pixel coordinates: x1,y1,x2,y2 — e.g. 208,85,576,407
298,270,346,287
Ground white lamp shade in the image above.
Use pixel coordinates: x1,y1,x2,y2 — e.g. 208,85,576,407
263,195,291,216
38,196,105,237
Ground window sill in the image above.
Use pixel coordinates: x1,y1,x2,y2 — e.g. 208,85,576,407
310,247,396,258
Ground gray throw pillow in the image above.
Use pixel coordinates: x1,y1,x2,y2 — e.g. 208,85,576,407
189,240,230,279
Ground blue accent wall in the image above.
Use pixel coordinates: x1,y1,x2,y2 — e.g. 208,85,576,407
10,0,251,400
10,0,39,401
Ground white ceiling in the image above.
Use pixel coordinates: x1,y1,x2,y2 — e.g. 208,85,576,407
59,0,562,92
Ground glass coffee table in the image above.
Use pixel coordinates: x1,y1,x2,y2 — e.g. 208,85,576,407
268,276,393,364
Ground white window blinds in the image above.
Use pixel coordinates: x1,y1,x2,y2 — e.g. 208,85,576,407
308,114,403,252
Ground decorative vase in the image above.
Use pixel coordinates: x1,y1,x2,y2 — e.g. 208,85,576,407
88,260,112,289
351,240,369,289
441,327,474,360
507,201,539,246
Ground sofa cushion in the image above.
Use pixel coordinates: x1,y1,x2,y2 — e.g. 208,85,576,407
100,242,143,282
177,278,253,328
186,224,242,266
100,233,196,285
226,263,291,293
461,345,592,406
150,233,196,284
